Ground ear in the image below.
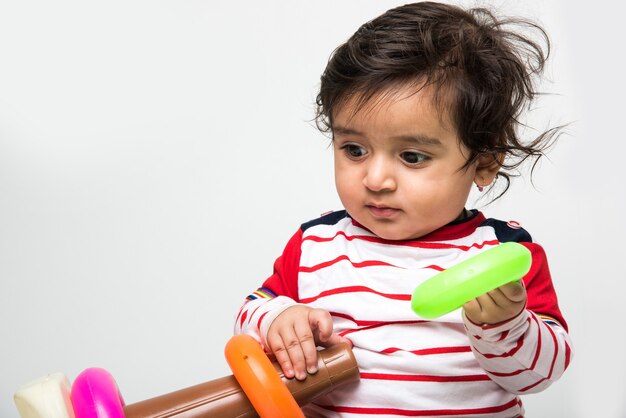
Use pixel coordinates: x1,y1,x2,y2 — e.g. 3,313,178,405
474,153,503,186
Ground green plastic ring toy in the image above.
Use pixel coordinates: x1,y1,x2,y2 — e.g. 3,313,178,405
411,242,532,319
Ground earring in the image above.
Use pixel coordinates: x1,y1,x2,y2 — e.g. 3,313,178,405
476,183,484,192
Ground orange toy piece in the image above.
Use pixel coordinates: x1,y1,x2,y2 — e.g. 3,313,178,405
225,335,305,418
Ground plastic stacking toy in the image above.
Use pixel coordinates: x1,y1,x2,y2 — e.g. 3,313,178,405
14,336,359,418
411,242,532,319
225,334,303,418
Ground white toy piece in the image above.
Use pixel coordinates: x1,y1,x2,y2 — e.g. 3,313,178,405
12,340,359,418
14,373,75,418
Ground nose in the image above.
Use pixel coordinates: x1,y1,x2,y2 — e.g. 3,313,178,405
363,156,397,192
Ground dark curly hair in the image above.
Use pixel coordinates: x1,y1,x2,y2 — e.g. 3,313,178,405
315,2,561,197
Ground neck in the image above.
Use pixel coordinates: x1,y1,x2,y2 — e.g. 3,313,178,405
455,208,470,222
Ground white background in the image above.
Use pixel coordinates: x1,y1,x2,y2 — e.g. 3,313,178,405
1,1,623,416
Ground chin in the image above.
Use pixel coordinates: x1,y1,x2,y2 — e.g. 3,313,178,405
369,226,419,241
372,221,437,241
352,213,427,241
385,232,422,241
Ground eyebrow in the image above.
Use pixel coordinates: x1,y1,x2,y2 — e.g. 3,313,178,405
333,126,443,146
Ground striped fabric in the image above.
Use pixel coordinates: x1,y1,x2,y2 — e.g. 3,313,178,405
246,287,277,301
234,210,572,417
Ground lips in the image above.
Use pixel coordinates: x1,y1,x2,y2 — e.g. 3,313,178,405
366,204,400,218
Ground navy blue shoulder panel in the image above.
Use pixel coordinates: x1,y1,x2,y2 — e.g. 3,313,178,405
301,210,348,232
480,218,533,243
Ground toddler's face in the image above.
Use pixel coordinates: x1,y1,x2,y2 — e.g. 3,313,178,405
332,85,481,240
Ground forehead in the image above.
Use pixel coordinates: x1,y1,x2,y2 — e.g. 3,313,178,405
332,84,457,139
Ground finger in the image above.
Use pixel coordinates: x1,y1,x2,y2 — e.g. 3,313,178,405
266,332,295,379
485,288,511,308
463,298,482,313
490,284,526,319
322,332,349,347
470,293,498,319
476,291,499,308
462,298,483,323
340,335,354,348
279,327,309,380
499,281,527,302
309,309,334,343
293,319,319,375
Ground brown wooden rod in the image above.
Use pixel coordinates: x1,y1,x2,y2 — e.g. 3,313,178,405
123,343,359,418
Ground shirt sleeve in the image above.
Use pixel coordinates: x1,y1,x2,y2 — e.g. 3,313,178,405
462,242,573,394
233,228,304,351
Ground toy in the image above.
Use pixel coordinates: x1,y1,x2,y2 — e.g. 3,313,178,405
411,242,532,319
13,374,74,418
225,335,303,417
71,368,124,418
14,336,359,418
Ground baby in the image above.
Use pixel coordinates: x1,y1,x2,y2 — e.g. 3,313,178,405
235,2,572,416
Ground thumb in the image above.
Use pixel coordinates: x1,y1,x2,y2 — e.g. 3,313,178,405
308,308,335,343
320,332,352,348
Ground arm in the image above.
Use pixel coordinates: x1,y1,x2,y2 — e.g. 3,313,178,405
233,228,349,380
234,229,304,349
462,242,573,394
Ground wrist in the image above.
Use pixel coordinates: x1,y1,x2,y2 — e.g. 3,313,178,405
463,308,529,342
259,298,301,349
464,306,526,329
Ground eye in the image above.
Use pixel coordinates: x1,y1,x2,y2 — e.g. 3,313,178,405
342,144,368,159
400,151,428,165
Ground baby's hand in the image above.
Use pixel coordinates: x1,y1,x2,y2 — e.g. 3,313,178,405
267,305,350,380
463,281,526,325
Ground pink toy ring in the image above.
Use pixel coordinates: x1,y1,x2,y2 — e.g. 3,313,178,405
71,368,125,418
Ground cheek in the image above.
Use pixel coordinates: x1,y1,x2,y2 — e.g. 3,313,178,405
334,157,354,184
335,171,353,199
334,167,361,207
334,162,348,197
403,173,472,206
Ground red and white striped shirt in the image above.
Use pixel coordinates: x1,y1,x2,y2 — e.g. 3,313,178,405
235,210,572,417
